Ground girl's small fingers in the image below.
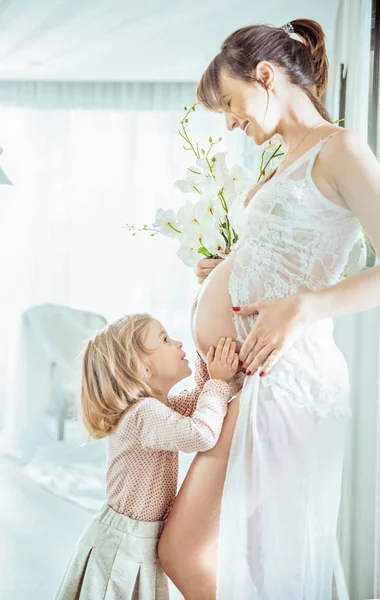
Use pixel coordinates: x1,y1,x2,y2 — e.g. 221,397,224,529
228,341,236,363
215,338,225,362
232,353,239,370
207,346,215,364
221,337,232,362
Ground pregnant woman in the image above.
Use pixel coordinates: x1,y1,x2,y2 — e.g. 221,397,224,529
159,18,380,600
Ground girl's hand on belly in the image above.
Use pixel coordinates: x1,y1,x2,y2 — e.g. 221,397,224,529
207,337,239,383
233,295,309,376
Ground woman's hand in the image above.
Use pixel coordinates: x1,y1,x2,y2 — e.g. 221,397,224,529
196,258,223,284
233,295,310,376
195,249,231,284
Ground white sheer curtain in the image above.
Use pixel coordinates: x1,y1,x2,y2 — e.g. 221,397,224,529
327,1,380,598
0,81,248,459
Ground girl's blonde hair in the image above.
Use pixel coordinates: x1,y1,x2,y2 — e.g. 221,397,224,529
81,313,157,439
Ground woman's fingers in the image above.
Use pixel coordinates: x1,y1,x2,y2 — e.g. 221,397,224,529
246,344,277,376
242,338,267,370
196,258,223,278
239,331,258,364
259,349,282,376
232,301,260,317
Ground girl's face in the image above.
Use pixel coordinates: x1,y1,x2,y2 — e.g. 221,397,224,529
144,319,191,393
219,64,280,145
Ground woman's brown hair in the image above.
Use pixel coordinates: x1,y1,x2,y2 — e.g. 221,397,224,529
197,19,332,122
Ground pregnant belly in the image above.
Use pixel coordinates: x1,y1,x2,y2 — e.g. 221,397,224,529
191,256,240,362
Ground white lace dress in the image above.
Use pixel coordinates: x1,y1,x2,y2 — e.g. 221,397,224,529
217,134,362,600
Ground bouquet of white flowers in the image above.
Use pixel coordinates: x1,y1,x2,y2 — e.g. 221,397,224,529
125,104,282,267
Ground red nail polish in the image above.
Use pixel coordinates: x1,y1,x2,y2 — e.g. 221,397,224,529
232,306,241,312
246,370,252,376
259,371,265,377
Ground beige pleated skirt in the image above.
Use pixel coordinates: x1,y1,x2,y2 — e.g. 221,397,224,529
56,504,169,600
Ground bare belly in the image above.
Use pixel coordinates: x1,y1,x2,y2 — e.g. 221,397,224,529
191,255,240,361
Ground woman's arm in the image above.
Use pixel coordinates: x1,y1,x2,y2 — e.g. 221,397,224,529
302,131,380,320
237,131,380,376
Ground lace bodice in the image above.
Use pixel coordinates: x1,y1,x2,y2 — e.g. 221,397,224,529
229,133,362,343
227,133,360,418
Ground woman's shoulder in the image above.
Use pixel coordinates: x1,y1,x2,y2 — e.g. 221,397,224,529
320,128,377,180
322,128,370,159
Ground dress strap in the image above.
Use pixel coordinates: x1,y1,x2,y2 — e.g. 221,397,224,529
305,130,342,179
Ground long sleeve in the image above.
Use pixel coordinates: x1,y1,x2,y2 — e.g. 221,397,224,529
167,352,210,417
135,379,233,453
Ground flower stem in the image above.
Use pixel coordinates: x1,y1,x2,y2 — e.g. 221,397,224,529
168,223,182,234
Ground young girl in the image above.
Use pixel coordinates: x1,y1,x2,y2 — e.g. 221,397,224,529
56,313,242,600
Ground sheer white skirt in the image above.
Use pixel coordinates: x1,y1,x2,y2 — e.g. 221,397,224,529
216,338,350,600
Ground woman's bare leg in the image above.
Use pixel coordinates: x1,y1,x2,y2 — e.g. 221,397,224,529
158,392,241,600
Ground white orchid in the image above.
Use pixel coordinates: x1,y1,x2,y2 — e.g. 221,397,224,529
201,228,227,257
174,165,205,194
177,201,202,236
176,236,201,267
227,165,256,194
194,195,225,222
153,208,182,238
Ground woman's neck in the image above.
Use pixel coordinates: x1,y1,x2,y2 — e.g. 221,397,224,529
276,90,326,149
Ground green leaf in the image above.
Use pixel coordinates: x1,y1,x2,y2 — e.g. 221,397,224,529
209,137,212,143
201,149,205,155
184,106,187,110
198,246,213,258
218,137,222,141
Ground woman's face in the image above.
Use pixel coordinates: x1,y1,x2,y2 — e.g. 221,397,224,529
219,65,280,145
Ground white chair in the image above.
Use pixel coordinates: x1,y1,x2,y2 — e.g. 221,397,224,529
23,304,107,440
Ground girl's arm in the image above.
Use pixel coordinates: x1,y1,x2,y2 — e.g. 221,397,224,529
135,379,233,453
167,352,210,417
